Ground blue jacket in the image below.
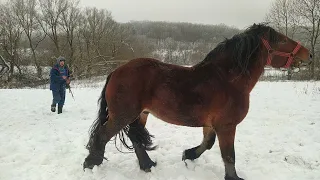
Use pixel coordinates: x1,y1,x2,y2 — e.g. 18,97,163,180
50,64,70,91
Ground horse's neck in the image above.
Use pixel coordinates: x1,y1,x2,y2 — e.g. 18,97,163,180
230,67,264,93
227,60,265,93
203,57,265,93
193,54,265,93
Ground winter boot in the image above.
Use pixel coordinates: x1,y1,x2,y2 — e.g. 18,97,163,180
58,106,63,114
51,104,56,112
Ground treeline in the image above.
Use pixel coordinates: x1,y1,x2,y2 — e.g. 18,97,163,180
0,0,319,87
128,21,240,65
0,0,241,87
130,21,239,43
0,0,139,83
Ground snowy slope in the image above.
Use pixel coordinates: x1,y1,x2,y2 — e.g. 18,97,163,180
0,81,320,180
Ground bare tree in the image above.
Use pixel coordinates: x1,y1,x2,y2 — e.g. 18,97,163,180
87,8,114,58
108,23,135,59
79,7,116,76
265,0,299,38
0,55,10,79
12,0,46,79
0,3,23,81
60,0,80,71
38,0,67,54
293,0,320,78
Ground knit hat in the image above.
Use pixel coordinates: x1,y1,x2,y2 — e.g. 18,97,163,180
57,56,66,64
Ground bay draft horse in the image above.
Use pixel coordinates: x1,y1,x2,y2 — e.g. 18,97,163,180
83,23,312,180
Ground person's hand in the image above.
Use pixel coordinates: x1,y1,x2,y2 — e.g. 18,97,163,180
66,79,70,84
62,76,67,80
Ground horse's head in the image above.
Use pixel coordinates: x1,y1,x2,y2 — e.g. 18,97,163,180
195,23,312,77
260,27,312,69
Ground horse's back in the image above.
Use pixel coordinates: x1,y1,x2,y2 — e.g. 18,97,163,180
105,58,189,116
116,57,190,73
109,57,191,85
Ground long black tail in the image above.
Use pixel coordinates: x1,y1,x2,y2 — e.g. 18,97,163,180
85,72,156,153
115,118,157,152
86,73,112,151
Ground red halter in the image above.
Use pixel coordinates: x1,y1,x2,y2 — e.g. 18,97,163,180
261,38,301,68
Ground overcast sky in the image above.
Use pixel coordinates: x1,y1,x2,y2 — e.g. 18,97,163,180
80,0,275,29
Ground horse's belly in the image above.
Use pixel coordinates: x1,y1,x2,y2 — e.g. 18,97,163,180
145,106,207,127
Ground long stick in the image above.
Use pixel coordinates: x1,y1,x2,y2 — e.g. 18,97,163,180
69,87,75,101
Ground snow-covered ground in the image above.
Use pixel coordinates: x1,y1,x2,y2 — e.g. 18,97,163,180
1,81,320,180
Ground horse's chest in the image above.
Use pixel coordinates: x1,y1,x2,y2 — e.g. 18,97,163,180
223,95,250,124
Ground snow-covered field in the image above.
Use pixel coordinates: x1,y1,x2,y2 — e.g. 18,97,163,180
1,80,320,180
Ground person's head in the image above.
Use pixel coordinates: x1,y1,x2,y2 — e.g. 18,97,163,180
57,56,66,67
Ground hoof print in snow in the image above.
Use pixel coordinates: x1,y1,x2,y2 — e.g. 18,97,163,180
284,155,313,169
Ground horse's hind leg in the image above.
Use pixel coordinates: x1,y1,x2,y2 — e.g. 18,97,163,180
182,127,216,161
83,116,129,169
127,113,157,172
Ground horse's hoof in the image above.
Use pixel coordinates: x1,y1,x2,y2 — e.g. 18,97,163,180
182,150,190,168
83,156,103,170
143,168,152,172
83,161,95,170
182,149,197,161
140,160,157,172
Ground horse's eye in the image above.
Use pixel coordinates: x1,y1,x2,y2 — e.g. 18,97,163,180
279,39,287,44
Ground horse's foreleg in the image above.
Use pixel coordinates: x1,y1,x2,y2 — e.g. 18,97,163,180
182,127,216,161
216,126,244,180
128,113,157,172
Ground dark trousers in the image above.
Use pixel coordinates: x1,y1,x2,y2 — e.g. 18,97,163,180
51,88,66,107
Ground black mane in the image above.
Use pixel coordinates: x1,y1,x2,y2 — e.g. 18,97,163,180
194,23,280,75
